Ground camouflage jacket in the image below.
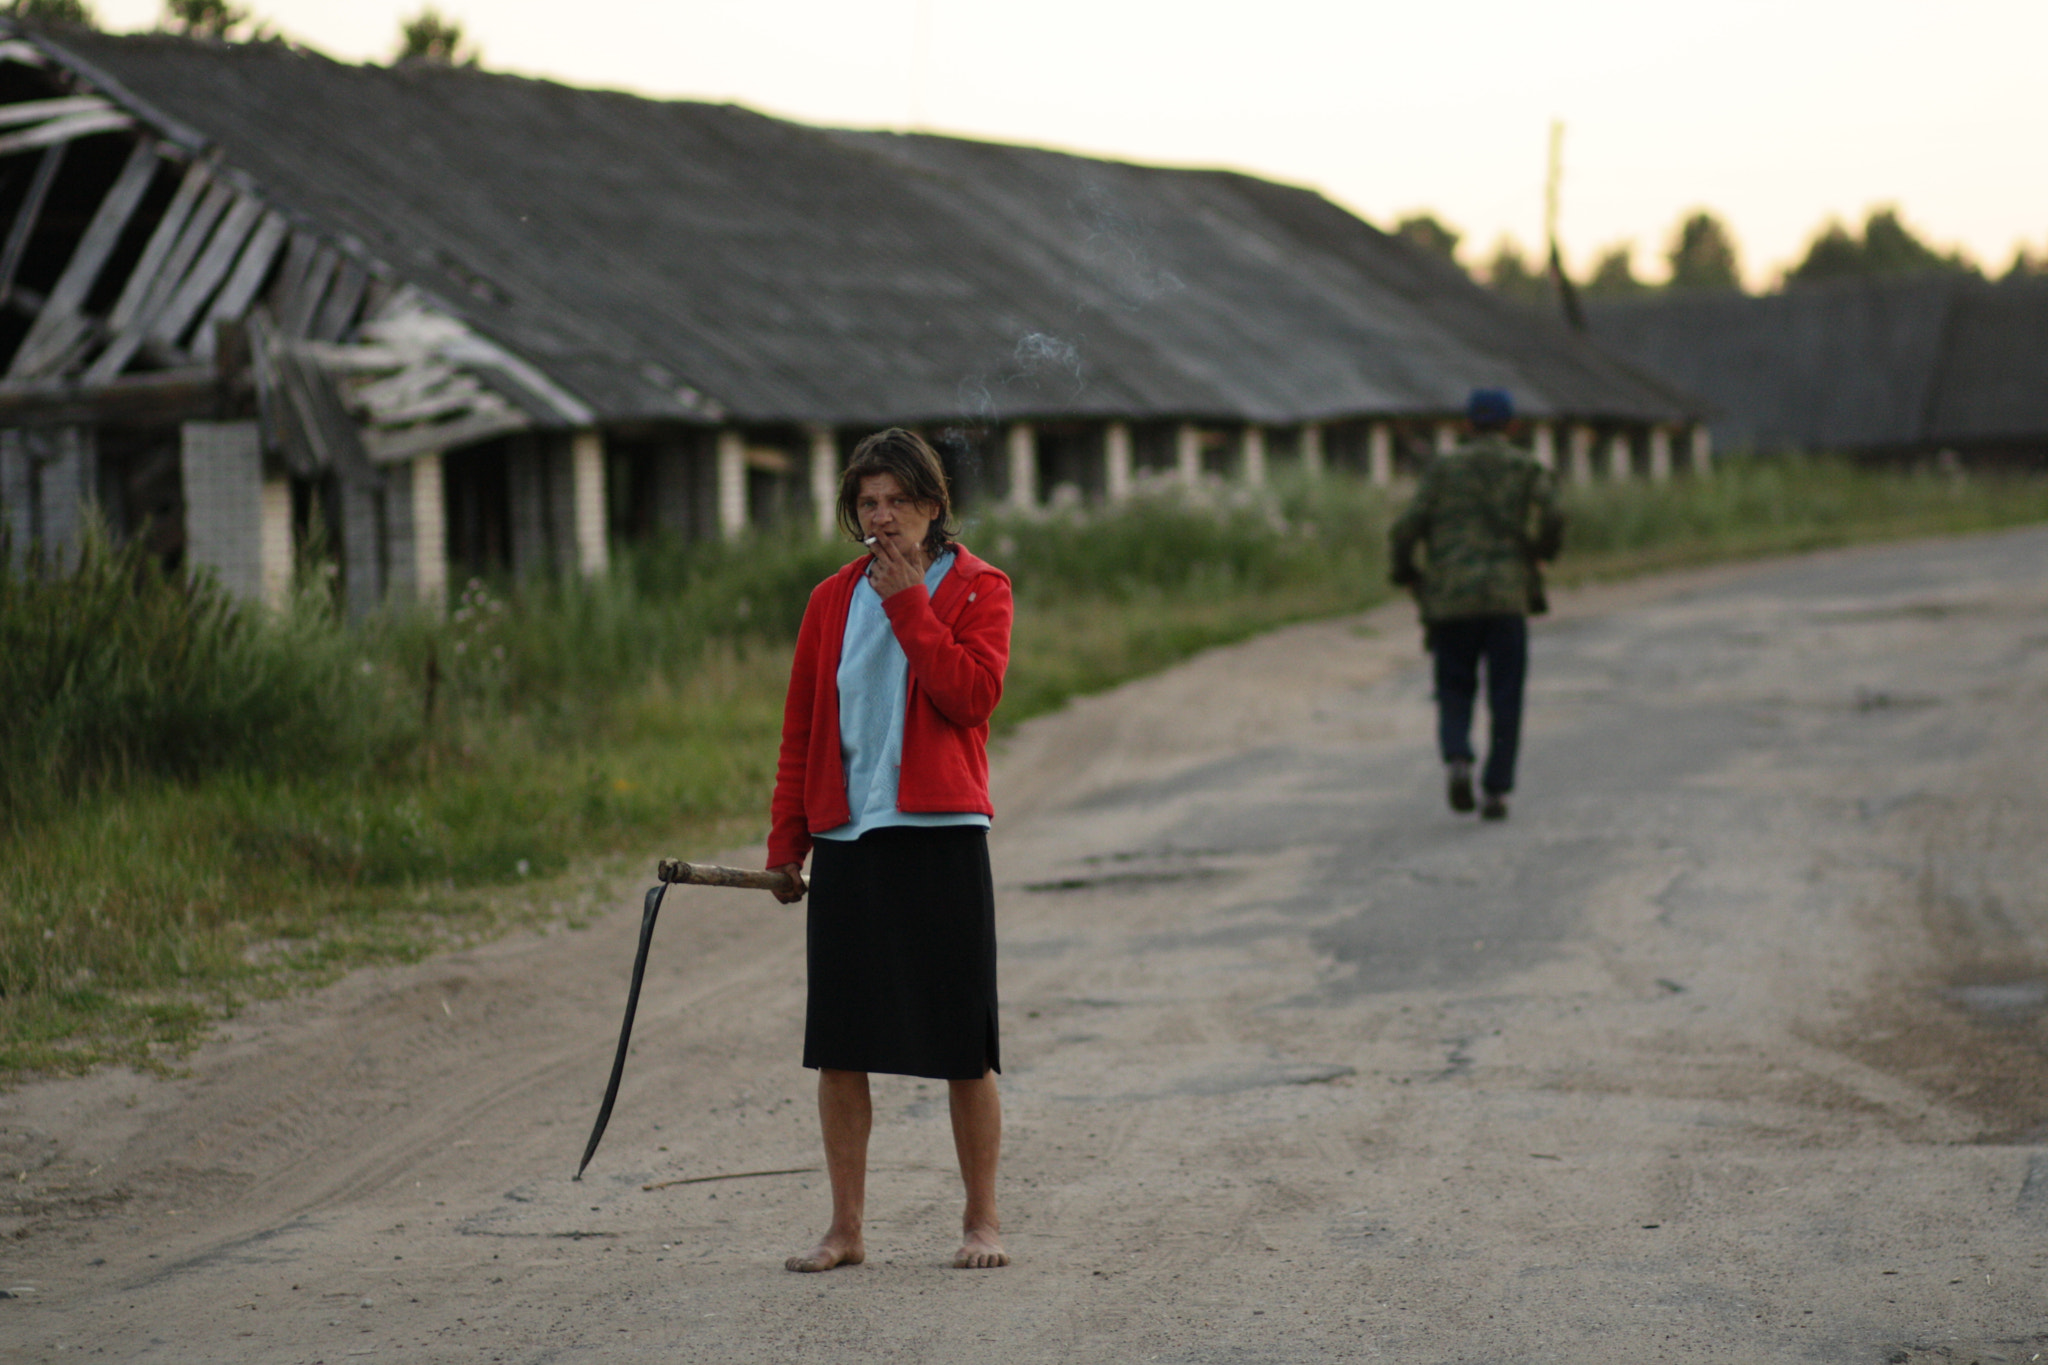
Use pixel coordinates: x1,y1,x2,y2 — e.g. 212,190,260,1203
1387,435,1565,623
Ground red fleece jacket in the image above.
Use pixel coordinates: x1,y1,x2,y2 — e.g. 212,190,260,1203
767,545,1012,870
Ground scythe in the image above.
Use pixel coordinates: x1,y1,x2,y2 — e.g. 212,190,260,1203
573,861,798,1180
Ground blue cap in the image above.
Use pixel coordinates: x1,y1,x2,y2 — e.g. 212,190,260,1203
1467,388,1514,425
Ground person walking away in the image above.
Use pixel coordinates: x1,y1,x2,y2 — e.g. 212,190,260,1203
765,428,1014,1271
1388,389,1565,821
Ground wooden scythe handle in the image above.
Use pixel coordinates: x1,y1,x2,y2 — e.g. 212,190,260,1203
657,859,798,894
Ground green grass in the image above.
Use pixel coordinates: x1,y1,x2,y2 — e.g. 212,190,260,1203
1552,455,2048,580
0,527,404,825
0,637,791,1074
996,478,1391,716
4,457,2045,1076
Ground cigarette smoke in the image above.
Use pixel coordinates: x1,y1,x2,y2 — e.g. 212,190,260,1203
941,172,1183,495
1074,182,1186,311
1013,332,1084,391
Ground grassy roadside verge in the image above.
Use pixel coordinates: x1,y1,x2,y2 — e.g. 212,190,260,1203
5,458,2046,1076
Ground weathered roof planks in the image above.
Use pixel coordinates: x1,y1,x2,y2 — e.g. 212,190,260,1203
0,24,1693,437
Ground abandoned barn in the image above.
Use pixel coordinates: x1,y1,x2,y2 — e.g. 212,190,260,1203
1587,273,2048,466
0,24,1700,615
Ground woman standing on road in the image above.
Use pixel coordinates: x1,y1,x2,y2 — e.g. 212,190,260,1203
766,428,1013,1273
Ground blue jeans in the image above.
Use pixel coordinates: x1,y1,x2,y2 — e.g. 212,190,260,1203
1431,614,1527,796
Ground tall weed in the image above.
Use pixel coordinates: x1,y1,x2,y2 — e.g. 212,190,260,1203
0,527,403,828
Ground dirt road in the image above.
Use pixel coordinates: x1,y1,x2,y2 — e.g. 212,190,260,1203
5,528,2047,1364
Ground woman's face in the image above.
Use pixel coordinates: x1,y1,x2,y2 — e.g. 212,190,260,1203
856,472,936,551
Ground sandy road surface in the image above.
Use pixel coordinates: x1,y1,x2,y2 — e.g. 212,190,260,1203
5,528,2048,1364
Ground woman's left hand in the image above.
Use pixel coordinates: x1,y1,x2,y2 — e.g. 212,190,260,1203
867,533,930,599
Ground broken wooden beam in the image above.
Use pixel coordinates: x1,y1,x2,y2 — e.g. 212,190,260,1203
276,241,337,338
97,159,209,336
364,406,530,464
273,341,377,483
8,136,159,380
192,208,287,361
309,254,368,342
147,192,264,352
87,177,238,381
0,107,130,157
265,231,318,323
0,95,113,129
0,141,66,307
0,365,225,426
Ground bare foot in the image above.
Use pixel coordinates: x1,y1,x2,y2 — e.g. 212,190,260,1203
785,1231,865,1273
952,1226,1009,1269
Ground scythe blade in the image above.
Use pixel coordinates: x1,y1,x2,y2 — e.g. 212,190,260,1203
573,880,667,1180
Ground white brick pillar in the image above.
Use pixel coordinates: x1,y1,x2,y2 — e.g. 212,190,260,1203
1104,420,1133,503
1299,422,1325,479
1532,422,1556,470
1434,422,1458,456
716,428,747,540
1569,424,1595,486
1648,426,1673,482
1606,431,1632,482
1689,422,1713,476
807,424,838,537
1007,421,1037,511
570,429,607,576
258,474,293,609
1175,422,1201,489
181,420,264,601
1240,425,1266,487
1368,421,1394,487
409,453,447,608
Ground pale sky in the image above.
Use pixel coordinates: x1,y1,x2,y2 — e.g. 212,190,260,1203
95,0,2048,289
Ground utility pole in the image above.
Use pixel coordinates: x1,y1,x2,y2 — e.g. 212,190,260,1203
1545,119,1586,331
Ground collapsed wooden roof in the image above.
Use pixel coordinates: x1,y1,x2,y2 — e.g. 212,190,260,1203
3,24,1697,440
1587,275,2048,456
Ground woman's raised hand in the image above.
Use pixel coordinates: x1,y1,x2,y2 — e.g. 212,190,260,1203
867,532,929,599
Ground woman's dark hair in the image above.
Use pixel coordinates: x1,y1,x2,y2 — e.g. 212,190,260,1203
836,428,958,553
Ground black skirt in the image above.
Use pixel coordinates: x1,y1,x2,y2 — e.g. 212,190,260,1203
803,825,1000,1080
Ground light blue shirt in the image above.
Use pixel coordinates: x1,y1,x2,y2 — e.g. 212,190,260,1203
814,549,992,843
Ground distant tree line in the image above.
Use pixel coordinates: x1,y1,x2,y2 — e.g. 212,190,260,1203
1,0,477,64
1396,205,2047,305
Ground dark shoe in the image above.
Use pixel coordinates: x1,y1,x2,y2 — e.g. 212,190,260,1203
1480,790,1509,821
1446,759,1476,813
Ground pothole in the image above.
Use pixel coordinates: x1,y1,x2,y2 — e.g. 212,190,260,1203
1944,979,2048,1022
